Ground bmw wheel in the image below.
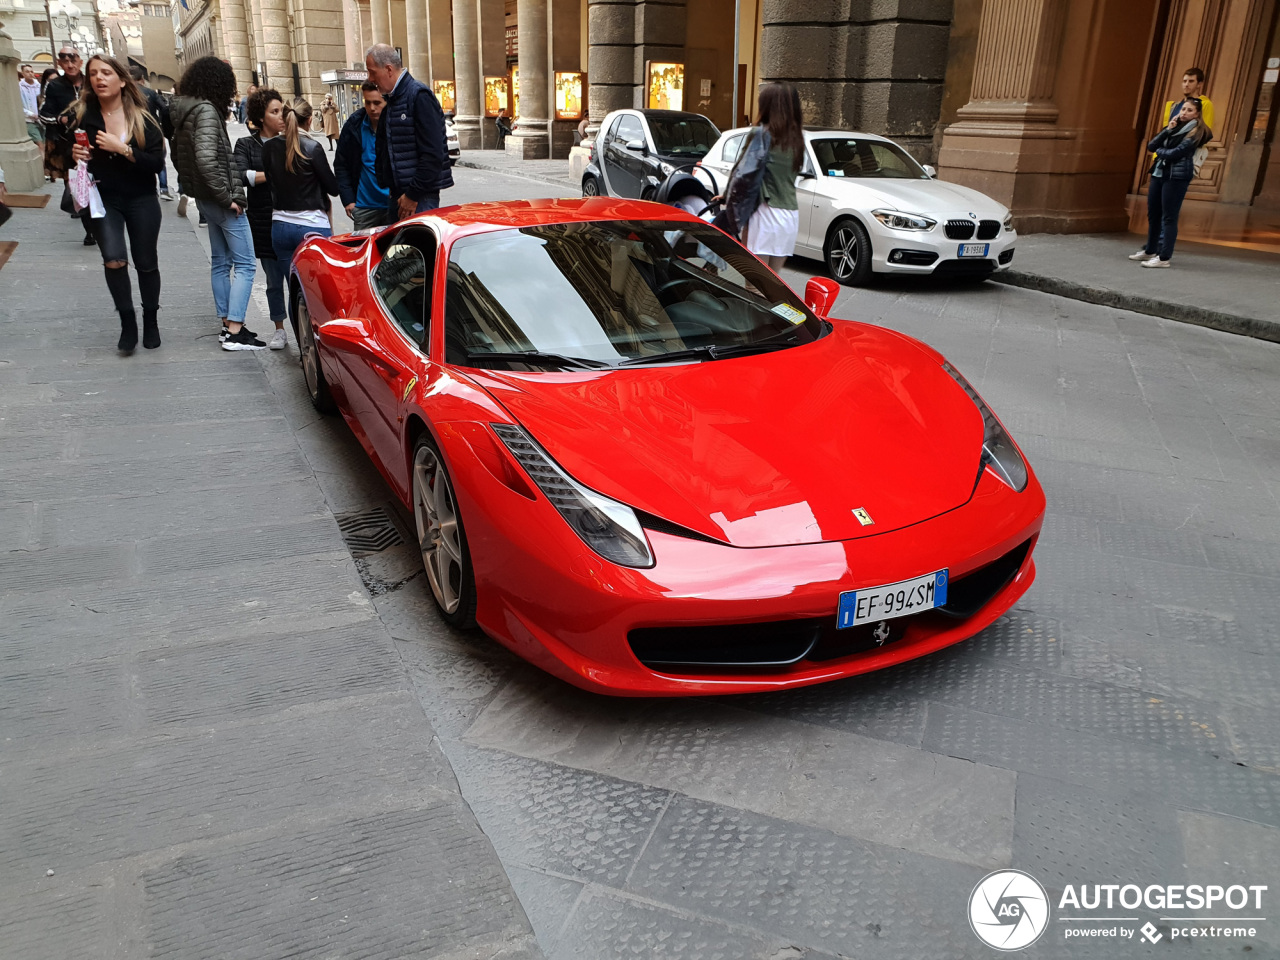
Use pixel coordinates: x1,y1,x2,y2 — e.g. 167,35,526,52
825,218,874,287
582,175,601,197
295,293,337,414
412,435,477,629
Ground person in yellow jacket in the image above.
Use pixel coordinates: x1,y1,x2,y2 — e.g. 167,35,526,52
1158,68,1213,149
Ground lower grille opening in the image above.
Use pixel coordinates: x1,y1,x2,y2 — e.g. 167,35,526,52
998,248,1015,265
888,248,940,266
629,539,1034,674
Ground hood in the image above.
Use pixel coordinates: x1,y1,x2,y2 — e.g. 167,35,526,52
839,179,1009,219
469,323,986,548
168,96,208,130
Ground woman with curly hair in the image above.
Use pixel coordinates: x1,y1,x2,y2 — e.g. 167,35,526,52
172,55,263,351
68,54,166,351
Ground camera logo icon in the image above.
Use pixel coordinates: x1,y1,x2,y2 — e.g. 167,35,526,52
969,869,1050,951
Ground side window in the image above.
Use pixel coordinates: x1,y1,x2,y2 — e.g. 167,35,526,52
373,239,433,346
722,133,746,164
616,114,645,146
603,116,622,144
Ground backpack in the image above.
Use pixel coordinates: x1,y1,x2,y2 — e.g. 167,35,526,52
1192,145,1208,179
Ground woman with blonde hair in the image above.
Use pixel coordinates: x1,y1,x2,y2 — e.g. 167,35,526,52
68,54,166,351
262,98,341,269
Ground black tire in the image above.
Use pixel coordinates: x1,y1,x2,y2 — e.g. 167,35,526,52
825,218,874,287
411,434,478,630
295,293,337,414
640,185,656,202
582,175,601,197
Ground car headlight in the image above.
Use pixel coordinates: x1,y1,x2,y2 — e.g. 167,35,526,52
941,363,1028,492
491,423,654,567
872,209,936,231
1003,213,1014,232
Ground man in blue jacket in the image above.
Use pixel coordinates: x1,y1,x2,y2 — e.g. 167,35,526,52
364,43,453,222
335,81,392,230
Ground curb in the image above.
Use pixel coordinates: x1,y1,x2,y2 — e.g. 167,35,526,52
454,158,579,192
991,269,1280,343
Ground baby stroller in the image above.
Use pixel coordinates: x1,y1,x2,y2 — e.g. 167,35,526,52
653,163,722,222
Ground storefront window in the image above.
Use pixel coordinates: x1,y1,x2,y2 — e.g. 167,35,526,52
556,72,585,120
647,62,684,111
434,80,456,114
484,76,509,117
511,65,519,118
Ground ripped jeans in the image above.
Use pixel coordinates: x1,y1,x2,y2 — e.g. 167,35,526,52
90,190,162,316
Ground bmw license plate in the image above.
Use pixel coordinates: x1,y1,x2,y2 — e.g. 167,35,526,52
959,243,989,258
837,570,948,630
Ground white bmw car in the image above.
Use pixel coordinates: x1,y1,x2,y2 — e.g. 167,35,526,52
698,128,1017,285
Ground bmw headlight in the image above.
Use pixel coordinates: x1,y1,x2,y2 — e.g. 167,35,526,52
941,363,1028,492
491,423,654,567
872,209,936,231
1003,213,1014,232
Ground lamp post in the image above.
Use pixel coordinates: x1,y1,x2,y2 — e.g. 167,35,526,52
47,0,102,57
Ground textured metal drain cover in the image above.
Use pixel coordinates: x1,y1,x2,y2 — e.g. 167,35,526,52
335,505,409,557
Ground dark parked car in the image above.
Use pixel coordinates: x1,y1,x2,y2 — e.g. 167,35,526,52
582,109,720,200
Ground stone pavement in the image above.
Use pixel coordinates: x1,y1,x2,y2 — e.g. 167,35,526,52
0,184,540,959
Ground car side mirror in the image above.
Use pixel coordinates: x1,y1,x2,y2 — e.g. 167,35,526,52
804,277,840,317
798,168,816,180
922,164,937,179
625,138,648,153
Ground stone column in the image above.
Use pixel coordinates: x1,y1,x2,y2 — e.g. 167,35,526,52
937,0,1070,228
249,0,268,82
292,0,346,103
405,0,429,80
452,0,483,148
0,23,43,191
257,0,293,94
369,0,391,45
586,0,684,137
219,0,255,93
506,0,549,157
426,0,453,84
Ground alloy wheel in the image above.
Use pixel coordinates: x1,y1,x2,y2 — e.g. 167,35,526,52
298,299,320,400
829,226,860,281
413,444,464,614
582,176,600,197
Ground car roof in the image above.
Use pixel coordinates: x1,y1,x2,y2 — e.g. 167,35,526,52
396,197,706,244
604,108,717,122
715,126,893,144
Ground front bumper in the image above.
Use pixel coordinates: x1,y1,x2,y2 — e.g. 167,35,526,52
869,222,1018,276
460,445,1045,696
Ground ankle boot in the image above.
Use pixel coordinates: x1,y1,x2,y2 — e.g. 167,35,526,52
118,310,138,352
142,310,161,349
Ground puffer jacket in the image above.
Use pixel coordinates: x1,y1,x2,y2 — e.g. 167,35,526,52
1148,121,1201,181
232,133,276,260
374,70,453,203
171,96,246,209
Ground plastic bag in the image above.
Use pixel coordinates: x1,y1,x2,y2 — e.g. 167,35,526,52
69,161,93,211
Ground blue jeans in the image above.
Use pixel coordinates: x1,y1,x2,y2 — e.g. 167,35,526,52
1145,176,1190,261
197,200,257,324
271,220,333,265
261,256,288,324
158,164,168,193
387,192,440,223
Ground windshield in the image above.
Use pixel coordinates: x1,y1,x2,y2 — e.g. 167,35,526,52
809,137,928,180
445,220,826,369
647,116,720,158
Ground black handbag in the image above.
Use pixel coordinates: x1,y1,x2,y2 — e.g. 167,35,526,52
60,179,76,214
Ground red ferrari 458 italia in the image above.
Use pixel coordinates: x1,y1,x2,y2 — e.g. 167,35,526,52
287,197,1045,696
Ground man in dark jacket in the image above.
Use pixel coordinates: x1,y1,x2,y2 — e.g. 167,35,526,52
335,81,391,230
129,65,174,200
364,43,452,222
39,46,95,244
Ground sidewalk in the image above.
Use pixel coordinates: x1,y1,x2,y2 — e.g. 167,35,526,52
0,187,540,959
453,150,579,191
993,231,1280,342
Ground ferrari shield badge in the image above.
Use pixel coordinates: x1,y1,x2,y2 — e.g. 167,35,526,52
852,507,874,526
401,376,417,403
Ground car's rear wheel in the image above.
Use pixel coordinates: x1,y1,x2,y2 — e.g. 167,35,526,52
826,218,874,287
412,435,477,629
582,175,601,197
296,293,336,414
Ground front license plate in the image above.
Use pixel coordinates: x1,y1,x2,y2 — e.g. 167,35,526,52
837,570,948,630
959,243,989,257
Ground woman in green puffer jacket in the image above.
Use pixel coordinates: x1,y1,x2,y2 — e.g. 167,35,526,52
171,56,263,350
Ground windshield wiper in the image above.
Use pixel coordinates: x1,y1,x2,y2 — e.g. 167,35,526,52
466,350,610,370
617,329,803,366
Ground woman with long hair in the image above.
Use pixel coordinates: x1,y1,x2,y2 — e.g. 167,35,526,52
68,54,166,351
261,99,340,269
233,88,291,350
1132,97,1212,268
744,83,804,270
171,55,263,350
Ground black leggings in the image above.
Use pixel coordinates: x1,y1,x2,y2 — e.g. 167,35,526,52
91,190,162,315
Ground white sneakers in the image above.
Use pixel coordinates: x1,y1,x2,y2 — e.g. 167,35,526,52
1128,249,1152,260
267,328,288,351
1140,257,1171,268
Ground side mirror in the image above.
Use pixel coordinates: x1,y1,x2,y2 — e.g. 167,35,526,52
798,168,816,180
625,138,648,153
804,277,840,317
922,164,937,179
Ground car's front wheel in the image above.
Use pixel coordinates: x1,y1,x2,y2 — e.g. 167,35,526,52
412,435,477,629
825,218,874,286
295,293,337,414
582,175,601,197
